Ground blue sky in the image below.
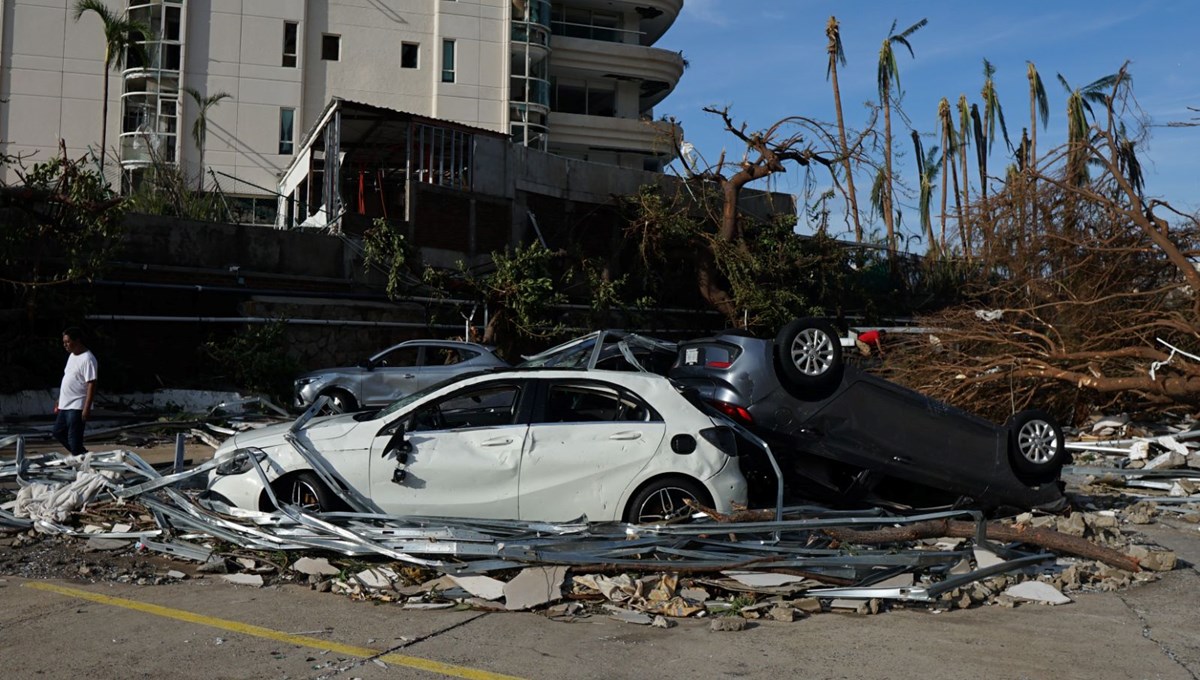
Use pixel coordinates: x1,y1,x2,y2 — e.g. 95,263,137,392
655,0,1200,243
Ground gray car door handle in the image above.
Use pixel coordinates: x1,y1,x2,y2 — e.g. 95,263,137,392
481,437,514,446
609,431,643,441
402,373,416,379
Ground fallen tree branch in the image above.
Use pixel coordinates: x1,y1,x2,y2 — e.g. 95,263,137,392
824,519,1140,572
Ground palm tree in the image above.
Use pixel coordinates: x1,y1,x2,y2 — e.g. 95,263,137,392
876,17,927,254
911,131,940,258
980,59,1012,157
937,98,961,252
183,87,232,190
956,94,971,247
1057,71,1122,186
1026,61,1049,170
825,16,863,242
73,0,148,178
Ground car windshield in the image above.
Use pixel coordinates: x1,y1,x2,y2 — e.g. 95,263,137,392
356,371,489,421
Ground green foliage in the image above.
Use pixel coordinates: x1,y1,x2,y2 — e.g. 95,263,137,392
1,154,125,286
362,217,417,299
472,241,569,340
124,162,227,221
202,320,299,404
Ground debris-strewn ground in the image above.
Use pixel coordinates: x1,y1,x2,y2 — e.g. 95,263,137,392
3,408,1198,628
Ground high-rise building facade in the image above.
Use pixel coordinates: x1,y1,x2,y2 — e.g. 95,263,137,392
0,0,684,219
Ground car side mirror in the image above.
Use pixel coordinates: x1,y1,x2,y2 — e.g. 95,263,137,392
359,358,374,370
382,424,412,460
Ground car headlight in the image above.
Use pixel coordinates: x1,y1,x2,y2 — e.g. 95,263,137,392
215,448,269,476
295,376,322,387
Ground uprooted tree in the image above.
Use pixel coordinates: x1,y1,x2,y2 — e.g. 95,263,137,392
885,64,1200,420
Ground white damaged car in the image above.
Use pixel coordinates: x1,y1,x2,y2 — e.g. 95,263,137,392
207,369,747,523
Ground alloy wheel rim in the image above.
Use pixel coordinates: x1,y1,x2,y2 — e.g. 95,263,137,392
1018,420,1057,464
790,328,835,376
291,480,322,511
636,487,698,523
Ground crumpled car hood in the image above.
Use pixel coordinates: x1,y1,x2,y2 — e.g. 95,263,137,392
226,413,364,451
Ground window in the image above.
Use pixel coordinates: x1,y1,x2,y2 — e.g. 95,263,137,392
375,346,420,368
282,22,298,67
550,78,614,116
278,108,294,154
321,34,340,61
540,383,654,423
227,196,279,226
411,384,521,431
441,39,455,82
401,42,419,69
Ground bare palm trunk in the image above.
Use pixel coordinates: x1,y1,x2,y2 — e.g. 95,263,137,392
883,88,895,255
830,62,862,242
939,124,949,252
99,47,110,177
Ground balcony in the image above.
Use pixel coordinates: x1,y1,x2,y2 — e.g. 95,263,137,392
551,0,681,45
547,111,679,158
548,36,684,110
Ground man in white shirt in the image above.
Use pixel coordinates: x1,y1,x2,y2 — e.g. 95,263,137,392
52,327,98,456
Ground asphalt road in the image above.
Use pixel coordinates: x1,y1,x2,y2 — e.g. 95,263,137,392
2,553,1199,680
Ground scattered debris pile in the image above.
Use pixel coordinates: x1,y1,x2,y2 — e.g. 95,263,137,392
1066,415,1200,522
1,443,1182,624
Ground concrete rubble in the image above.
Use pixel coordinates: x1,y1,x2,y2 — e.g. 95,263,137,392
0,424,1189,627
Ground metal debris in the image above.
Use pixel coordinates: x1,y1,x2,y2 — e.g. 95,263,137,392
0,435,1176,623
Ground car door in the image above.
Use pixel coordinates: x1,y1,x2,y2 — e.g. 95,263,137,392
519,379,665,522
368,380,527,518
361,344,425,406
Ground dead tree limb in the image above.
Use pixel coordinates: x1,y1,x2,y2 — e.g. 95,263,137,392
824,519,1140,572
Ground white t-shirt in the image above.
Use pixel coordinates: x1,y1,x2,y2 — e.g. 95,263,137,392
58,350,98,410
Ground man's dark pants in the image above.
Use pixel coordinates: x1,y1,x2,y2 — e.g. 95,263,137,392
51,409,86,455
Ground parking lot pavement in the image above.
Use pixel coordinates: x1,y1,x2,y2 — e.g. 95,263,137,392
3,569,1198,680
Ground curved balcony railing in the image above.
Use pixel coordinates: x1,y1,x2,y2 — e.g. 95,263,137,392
510,76,551,109
124,40,183,77
119,130,177,166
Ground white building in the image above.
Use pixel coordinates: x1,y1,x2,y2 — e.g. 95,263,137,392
0,0,684,222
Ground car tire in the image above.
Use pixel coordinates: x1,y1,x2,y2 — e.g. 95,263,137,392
1006,409,1066,482
624,476,712,524
282,471,339,512
775,317,844,390
319,389,358,415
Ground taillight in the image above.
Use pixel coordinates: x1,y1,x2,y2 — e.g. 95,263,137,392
706,361,732,369
699,426,737,456
708,400,753,425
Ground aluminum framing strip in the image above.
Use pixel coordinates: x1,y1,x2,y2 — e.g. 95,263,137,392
136,537,215,563
807,553,1053,601
209,395,291,419
1065,428,1200,449
1064,465,1200,480
113,454,229,498
283,397,383,515
249,451,450,567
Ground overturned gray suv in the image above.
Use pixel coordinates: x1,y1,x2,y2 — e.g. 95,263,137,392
294,339,508,413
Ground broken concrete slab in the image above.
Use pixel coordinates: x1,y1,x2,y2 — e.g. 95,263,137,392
449,575,506,602
354,567,398,589
1002,581,1071,605
721,571,806,588
710,617,747,632
292,557,340,577
221,573,264,587
605,605,653,625
1127,545,1177,572
83,537,131,552
503,566,567,611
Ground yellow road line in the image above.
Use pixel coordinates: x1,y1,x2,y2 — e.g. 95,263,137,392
25,581,524,680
